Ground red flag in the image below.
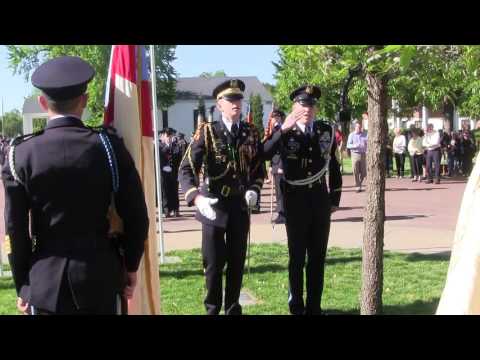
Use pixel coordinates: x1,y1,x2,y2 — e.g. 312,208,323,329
104,45,161,315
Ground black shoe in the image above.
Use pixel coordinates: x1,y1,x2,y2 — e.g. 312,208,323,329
426,180,433,184
174,211,181,217
251,207,261,214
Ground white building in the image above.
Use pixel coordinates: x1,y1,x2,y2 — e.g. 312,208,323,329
22,96,90,134
358,107,475,132
21,76,273,139
161,76,273,139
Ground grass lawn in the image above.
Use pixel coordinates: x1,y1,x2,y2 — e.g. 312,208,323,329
0,244,449,315
341,155,412,177
161,244,448,315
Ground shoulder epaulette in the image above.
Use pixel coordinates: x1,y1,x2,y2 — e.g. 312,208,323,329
9,130,44,147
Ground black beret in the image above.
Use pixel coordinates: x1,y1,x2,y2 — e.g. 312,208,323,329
212,79,245,101
32,56,95,101
289,85,321,106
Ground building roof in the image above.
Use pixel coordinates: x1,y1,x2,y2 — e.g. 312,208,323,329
22,96,44,114
176,76,273,102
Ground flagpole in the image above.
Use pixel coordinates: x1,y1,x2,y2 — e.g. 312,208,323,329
149,45,166,264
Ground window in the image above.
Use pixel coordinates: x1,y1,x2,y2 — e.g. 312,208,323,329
32,117,47,132
193,109,198,132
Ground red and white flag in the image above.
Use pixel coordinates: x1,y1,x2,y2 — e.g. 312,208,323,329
104,45,161,315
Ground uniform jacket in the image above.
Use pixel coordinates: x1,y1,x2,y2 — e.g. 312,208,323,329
178,119,264,228
263,120,342,207
2,116,149,312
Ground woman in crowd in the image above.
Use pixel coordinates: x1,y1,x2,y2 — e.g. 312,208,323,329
408,128,424,182
393,128,407,179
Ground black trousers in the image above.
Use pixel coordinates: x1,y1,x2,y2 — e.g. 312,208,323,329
462,155,474,176
426,149,441,181
394,153,405,177
201,212,249,315
274,173,285,216
412,154,424,178
32,270,118,315
385,149,393,175
162,171,179,212
284,183,331,315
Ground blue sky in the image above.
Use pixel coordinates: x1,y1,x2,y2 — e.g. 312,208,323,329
173,45,279,83
0,46,33,113
0,45,280,113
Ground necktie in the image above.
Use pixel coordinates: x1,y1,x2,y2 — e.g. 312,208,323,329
306,125,312,139
231,123,239,138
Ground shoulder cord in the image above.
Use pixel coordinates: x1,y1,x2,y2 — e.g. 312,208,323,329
98,131,120,193
285,124,335,187
8,144,25,186
8,131,120,195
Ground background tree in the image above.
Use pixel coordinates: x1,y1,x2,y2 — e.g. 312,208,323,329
199,70,227,78
274,44,471,314
249,93,264,138
1,109,23,137
6,45,178,125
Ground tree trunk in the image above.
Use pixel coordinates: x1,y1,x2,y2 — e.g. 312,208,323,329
361,72,388,315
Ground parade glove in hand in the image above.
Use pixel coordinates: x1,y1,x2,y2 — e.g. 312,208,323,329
245,190,258,209
17,297,29,315
195,195,218,220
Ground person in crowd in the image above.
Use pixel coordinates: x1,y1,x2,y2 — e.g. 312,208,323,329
408,128,424,182
393,128,407,179
346,121,368,192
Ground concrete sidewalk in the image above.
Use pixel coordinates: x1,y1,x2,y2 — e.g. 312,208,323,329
160,175,467,255
0,174,467,264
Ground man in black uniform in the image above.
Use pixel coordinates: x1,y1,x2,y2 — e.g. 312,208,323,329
159,128,181,217
267,109,287,224
2,56,149,315
178,79,264,315
263,85,342,315
177,132,189,157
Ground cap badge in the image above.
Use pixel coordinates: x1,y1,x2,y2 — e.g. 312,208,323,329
306,86,313,94
231,80,238,88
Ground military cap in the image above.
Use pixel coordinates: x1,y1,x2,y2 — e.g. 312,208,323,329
31,56,95,101
212,79,245,101
289,85,321,106
161,127,175,136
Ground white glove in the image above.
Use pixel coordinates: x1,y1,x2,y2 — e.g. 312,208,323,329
195,196,218,221
245,190,258,209
162,166,172,173
277,168,284,175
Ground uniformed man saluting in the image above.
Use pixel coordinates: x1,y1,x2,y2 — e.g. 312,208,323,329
263,85,342,315
2,56,149,315
178,79,264,315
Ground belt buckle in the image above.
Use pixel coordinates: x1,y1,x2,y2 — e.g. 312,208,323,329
221,185,231,197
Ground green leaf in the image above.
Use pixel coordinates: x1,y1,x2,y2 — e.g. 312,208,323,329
399,46,416,69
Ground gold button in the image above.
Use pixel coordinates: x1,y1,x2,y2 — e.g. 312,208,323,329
308,159,312,163
309,147,312,151
232,175,237,179
308,172,312,176
308,184,312,189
